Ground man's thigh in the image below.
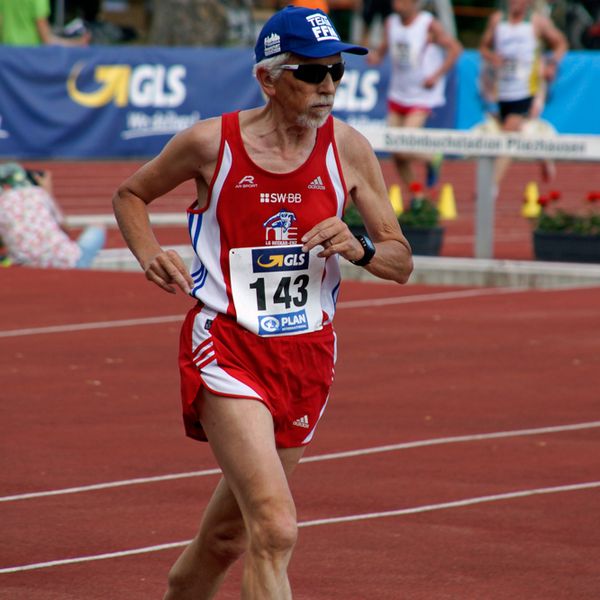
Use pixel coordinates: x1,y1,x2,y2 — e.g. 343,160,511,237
199,392,305,514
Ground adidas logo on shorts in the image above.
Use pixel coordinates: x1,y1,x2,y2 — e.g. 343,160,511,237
307,176,325,190
292,415,310,429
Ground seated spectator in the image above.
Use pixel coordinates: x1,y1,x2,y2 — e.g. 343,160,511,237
0,0,90,46
0,163,105,269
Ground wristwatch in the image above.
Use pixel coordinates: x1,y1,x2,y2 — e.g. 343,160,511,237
350,234,376,266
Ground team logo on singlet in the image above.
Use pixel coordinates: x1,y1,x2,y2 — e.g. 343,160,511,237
236,175,258,189
263,210,298,246
260,192,302,203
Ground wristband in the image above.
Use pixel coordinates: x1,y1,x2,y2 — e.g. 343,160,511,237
350,234,376,266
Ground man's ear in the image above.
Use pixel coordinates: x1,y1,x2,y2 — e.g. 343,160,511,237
256,68,277,98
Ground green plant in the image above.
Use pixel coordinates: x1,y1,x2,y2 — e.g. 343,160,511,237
398,182,440,229
536,190,600,236
342,182,440,231
342,201,364,229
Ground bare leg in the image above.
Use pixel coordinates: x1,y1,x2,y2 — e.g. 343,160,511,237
165,392,305,600
495,113,526,186
388,110,431,186
163,477,246,600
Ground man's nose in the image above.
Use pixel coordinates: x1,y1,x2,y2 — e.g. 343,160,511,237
318,73,336,94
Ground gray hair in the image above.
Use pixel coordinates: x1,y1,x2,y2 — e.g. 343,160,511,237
253,52,292,81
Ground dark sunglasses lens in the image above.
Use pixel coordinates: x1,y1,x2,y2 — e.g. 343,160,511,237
330,62,344,81
294,63,344,84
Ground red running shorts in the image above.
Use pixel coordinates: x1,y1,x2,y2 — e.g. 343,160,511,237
179,304,336,448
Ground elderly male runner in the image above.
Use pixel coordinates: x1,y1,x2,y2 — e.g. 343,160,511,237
113,6,413,599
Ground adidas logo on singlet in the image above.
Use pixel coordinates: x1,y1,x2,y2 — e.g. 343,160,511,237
308,176,326,190
292,415,310,429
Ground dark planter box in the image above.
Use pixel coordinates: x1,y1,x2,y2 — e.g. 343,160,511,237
347,224,444,256
533,230,600,263
402,226,444,256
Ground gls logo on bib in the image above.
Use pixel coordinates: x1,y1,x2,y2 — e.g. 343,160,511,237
252,246,308,273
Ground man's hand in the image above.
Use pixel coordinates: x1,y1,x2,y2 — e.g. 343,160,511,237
301,217,366,263
143,249,194,295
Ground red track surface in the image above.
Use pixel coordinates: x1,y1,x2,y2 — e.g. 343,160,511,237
1,268,599,599
19,158,600,261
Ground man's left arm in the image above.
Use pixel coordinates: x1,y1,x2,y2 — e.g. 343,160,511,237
302,125,413,284
424,19,463,88
536,14,568,82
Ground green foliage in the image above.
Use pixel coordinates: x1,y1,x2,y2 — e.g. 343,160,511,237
398,197,440,229
536,193,600,236
342,202,364,229
343,192,440,232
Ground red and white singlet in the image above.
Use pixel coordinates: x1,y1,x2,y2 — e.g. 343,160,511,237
186,111,347,337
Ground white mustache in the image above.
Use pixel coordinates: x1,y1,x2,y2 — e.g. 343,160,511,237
312,95,334,107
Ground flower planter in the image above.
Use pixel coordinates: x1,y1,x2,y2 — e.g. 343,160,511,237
533,230,600,263
347,225,444,256
402,226,444,256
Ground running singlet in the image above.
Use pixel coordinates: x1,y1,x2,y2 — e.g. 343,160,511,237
494,14,541,102
386,11,445,109
186,112,347,337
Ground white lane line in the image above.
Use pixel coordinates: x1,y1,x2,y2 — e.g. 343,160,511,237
1,480,598,574
0,315,184,338
0,287,524,338
2,420,599,503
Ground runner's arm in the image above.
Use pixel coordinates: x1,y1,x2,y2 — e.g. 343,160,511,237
302,124,413,284
112,122,218,294
425,19,463,87
479,12,503,68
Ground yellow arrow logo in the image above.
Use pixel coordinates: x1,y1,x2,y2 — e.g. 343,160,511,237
257,254,284,268
67,62,131,107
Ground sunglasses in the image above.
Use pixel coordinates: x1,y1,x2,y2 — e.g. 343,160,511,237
280,62,345,84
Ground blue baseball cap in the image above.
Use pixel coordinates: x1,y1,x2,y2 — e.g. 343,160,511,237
255,6,368,63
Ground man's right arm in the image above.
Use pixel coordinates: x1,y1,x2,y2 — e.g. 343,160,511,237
112,120,219,294
479,12,503,68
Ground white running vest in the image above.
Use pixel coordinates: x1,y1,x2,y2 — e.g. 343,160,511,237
386,11,446,109
494,15,541,101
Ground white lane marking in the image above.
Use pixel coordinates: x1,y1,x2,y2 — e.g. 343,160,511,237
0,288,524,338
1,480,598,574
297,481,600,527
0,315,184,338
2,420,599,503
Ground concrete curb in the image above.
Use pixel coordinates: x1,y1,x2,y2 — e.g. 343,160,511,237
93,246,600,290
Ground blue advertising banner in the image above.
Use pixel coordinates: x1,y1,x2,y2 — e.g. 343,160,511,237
0,46,597,159
0,46,457,159
456,50,600,135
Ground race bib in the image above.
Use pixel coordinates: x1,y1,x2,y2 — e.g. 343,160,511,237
229,245,325,337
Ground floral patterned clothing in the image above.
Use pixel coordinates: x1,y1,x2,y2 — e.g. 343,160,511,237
0,186,81,268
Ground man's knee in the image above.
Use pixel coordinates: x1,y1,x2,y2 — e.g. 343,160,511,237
247,499,298,558
202,519,248,564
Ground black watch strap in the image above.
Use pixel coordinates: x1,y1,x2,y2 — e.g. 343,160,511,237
350,234,376,266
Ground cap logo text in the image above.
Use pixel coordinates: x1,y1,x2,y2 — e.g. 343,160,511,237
306,13,339,42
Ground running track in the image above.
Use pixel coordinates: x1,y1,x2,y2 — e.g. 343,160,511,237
19,158,600,261
1,267,599,599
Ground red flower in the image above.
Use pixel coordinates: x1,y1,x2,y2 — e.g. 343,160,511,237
409,181,424,194
537,195,550,207
587,191,600,203
549,190,561,201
